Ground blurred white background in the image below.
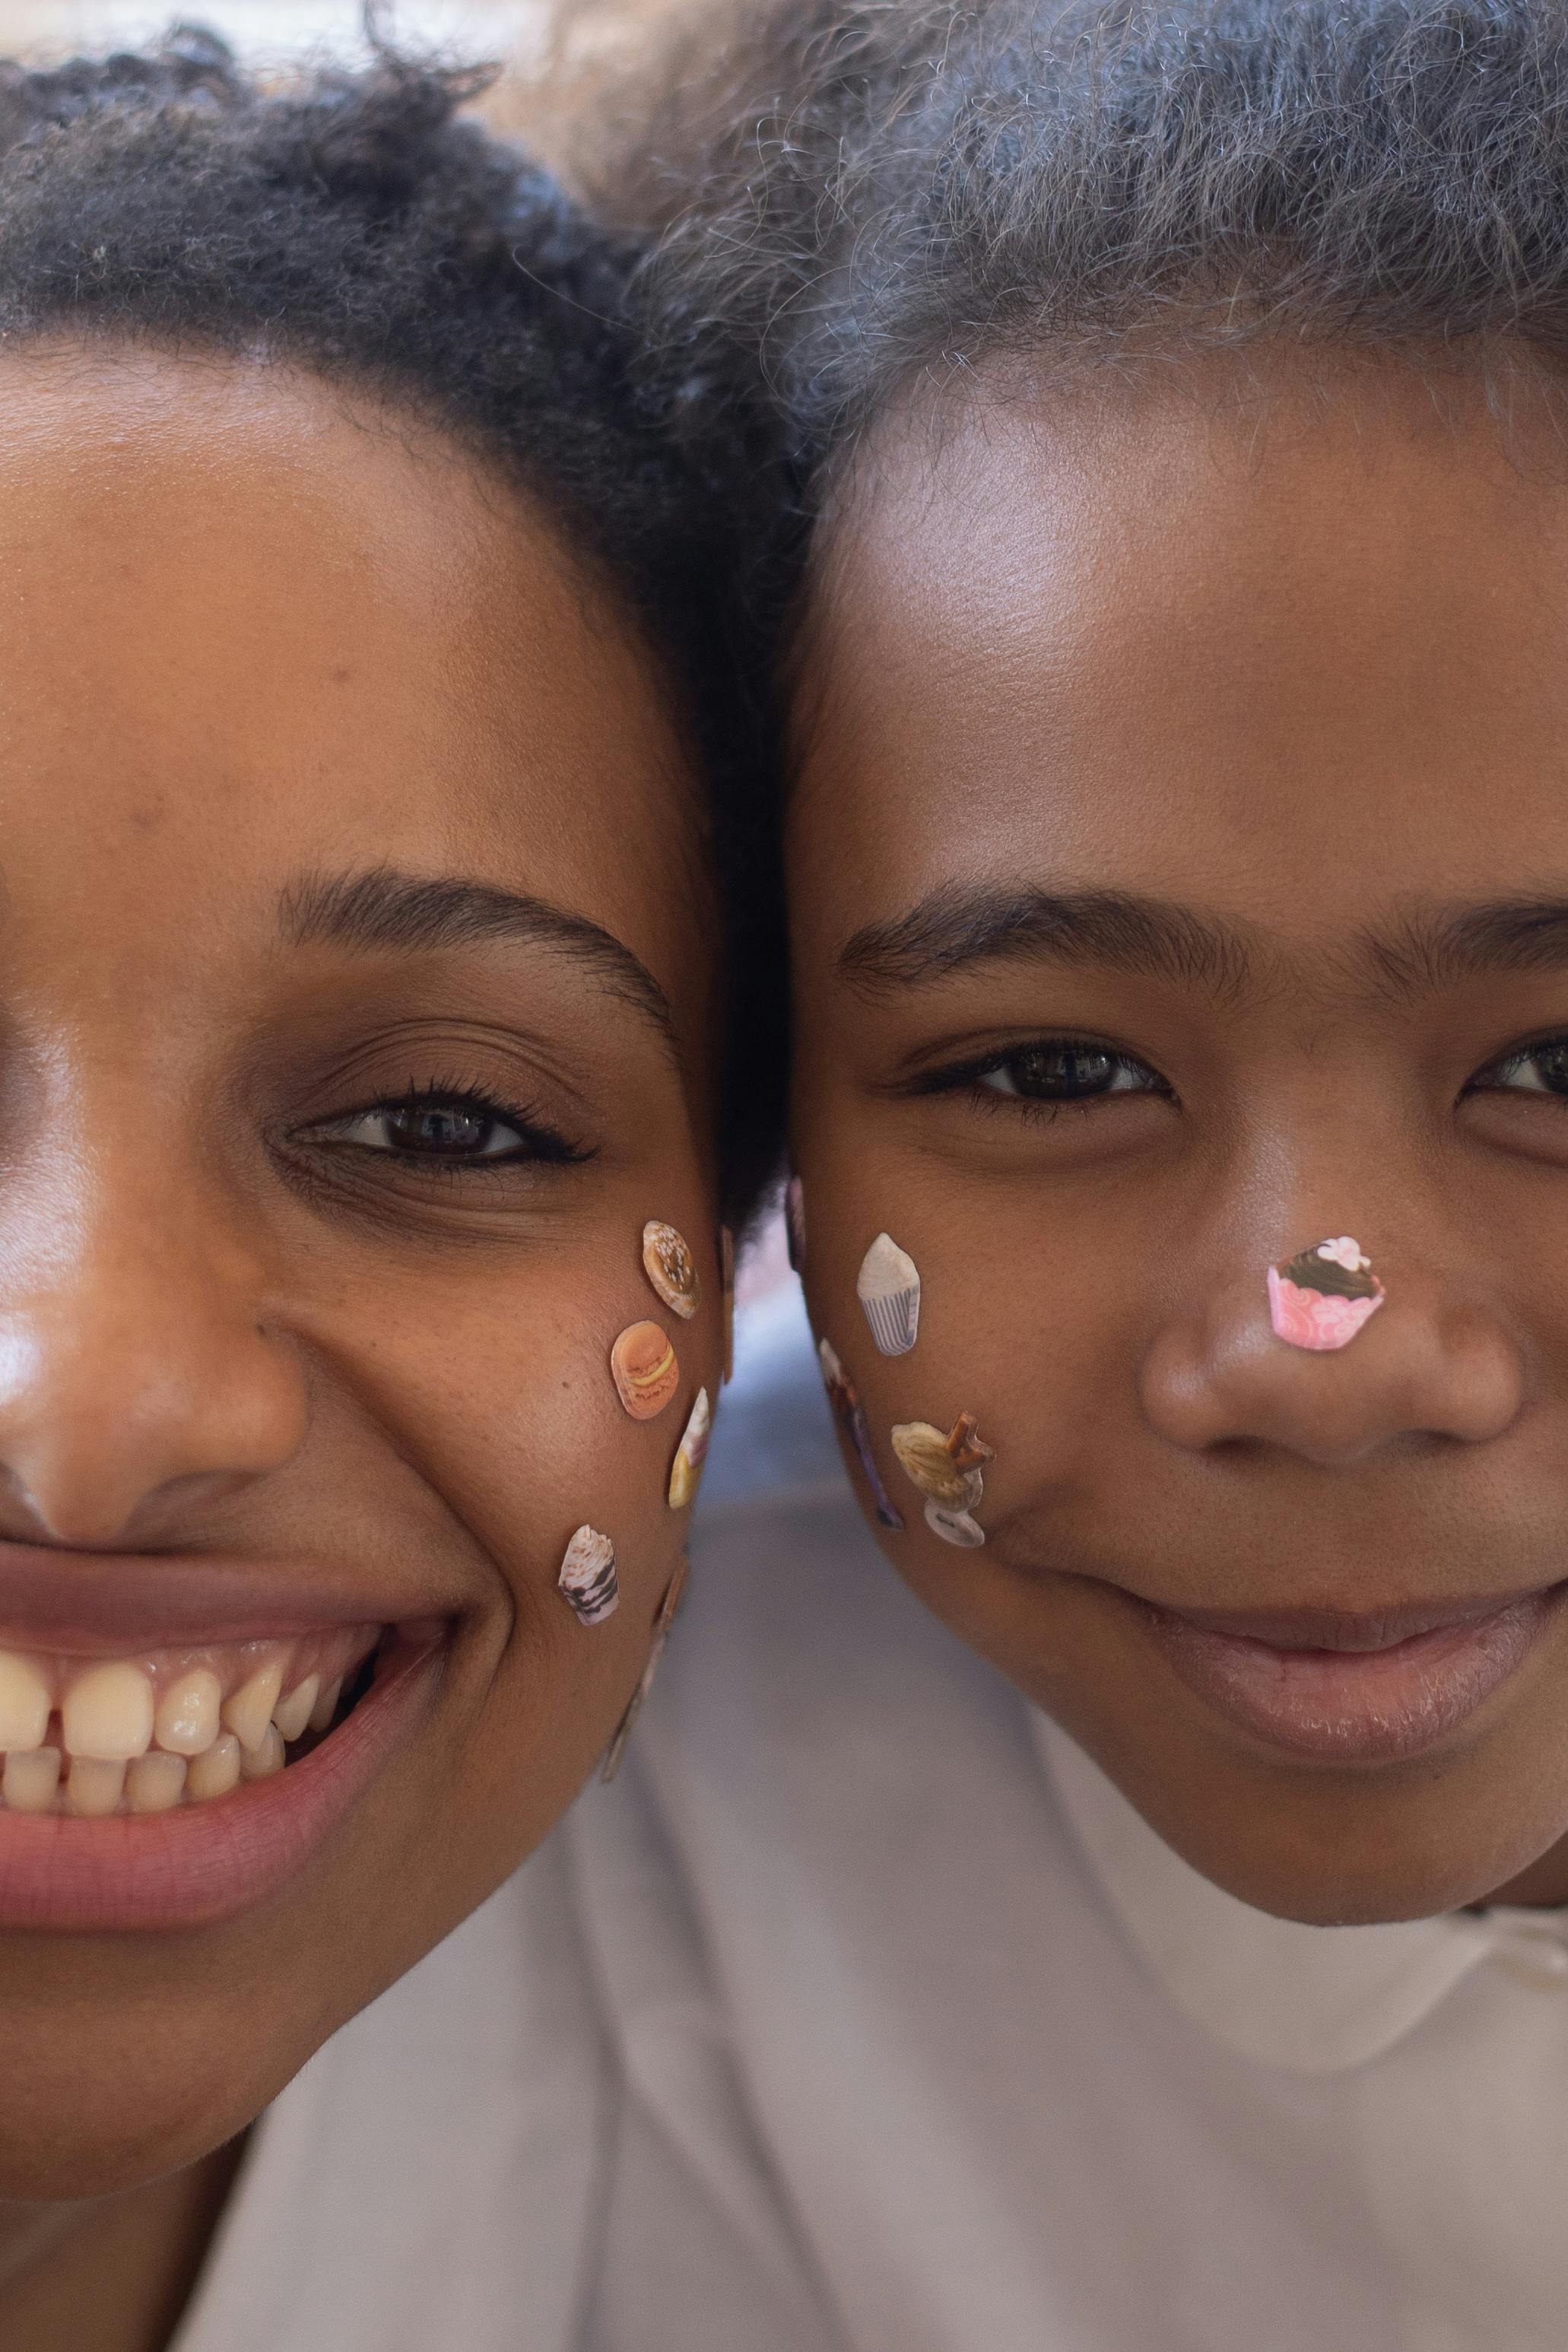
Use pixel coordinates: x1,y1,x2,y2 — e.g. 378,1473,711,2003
0,0,541,52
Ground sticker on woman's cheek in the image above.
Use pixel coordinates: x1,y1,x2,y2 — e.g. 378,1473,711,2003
856,1232,921,1356
667,1387,712,1509
601,1554,690,1782
1267,1236,1385,1352
719,1225,735,1386
892,1414,995,1546
558,1525,620,1625
611,1321,681,1419
922,1502,986,1548
643,1221,700,1319
785,1176,807,1274
817,1338,904,1530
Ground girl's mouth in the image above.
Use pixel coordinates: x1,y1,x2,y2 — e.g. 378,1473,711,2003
1135,1584,1566,1763
0,1599,446,1933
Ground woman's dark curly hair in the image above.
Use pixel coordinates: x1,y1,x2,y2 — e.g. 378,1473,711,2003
605,0,1568,509
0,25,786,1221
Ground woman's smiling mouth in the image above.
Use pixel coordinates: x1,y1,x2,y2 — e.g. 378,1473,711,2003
1135,1585,1567,1763
0,1550,448,1931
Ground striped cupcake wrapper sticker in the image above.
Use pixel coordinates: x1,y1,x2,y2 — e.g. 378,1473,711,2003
855,1232,922,1357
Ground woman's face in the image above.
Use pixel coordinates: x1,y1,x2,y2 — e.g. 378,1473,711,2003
0,348,720,2190
789,358,1568,1925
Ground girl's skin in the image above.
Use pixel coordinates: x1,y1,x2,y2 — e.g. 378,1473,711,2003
792,354,1568,1926
0,345,720,2339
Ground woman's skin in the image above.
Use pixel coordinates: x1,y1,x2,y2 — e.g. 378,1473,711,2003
0,345,720,2341
791,353,1568,1926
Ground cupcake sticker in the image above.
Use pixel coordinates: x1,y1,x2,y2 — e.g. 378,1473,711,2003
1267,1236,1385,1353
667,1387,712,1510
818,1338,904,1531
892,1413,995,1548
643,1220,700,1320
856,1232,922,1357
611,1321,681,1418
558,1525,619,1625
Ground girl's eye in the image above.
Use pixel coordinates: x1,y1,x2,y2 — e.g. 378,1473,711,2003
300,1088,584,1170
1474,1041,1568,1097
973,1042,1167,1102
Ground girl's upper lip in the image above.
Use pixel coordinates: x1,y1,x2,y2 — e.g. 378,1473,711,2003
0,1543,452,1649
1148,1583,1562,1652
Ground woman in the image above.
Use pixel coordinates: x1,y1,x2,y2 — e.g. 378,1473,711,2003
570,4,1568,2344
0,31,779,2350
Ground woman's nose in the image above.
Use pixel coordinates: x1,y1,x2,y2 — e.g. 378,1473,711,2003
0,1176,309,1547
1139,1247,1525,1465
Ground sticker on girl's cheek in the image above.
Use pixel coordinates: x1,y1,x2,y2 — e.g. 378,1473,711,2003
667,1387,712,1509
643,1220,700,1319
817,1338,904,1530
558,1525,619,1625
892,1414,995,1546
785,1176,807,1273
856,1232,922,1356
719,1225,735,1386
922,1503,986,1548
1267,1236,1385,1352
611,1321,681,1418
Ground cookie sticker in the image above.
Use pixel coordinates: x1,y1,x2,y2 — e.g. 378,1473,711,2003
643,1221,700,1320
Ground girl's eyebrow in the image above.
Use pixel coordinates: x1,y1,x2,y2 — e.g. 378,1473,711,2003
278,864,675,1045
839,885,1255,1001
841,884,1568,1008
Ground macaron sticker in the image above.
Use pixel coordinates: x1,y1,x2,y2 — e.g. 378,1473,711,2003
557,1525,619,1625
601,1553,690,1783
818,1338,904,1531
611,1321,681,1419
1267,1236,1385,1353
856,1232,921,1357
643,1220,700,1320
667,1387,712,1510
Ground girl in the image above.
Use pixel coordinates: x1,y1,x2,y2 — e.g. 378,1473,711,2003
569,3,1568,2344
0,30,779,2351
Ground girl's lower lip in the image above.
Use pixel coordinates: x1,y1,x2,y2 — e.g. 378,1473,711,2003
1138,1589,1560,1762
0,1627,444,1934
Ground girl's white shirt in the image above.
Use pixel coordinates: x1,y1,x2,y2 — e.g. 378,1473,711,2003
178,1284,1568,2352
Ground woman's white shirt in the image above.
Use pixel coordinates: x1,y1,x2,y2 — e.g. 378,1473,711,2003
178,1284,1568,2350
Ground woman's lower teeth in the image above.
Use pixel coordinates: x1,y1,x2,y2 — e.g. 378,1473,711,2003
0,1634,376,1814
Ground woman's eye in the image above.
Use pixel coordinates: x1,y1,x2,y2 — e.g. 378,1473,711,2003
974,1043,1166,1102
1474,1041,1568,1097
300,1089,580,1169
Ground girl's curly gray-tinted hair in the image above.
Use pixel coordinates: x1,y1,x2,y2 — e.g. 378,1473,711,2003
606,0,1568,489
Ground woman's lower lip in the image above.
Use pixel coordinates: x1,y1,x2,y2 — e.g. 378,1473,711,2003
1138,1588,1560,1762
0,1628,445,1934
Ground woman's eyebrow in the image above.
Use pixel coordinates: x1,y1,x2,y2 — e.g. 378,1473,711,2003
278,865,674,1043
839,885,1255,1000
1364,899,1568,995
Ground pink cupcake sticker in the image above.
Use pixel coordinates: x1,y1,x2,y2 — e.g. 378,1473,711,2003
1267,1236,1385,1352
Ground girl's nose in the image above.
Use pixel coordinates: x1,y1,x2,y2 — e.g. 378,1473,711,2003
1139,1249,1525,1465
0,1180,309,1547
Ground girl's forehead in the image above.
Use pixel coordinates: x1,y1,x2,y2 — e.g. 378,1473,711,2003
789,362,1568,940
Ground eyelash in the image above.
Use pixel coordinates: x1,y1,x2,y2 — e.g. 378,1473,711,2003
297,1078,591,1176
1466,1036,1568,1099
913,1037,1173,1117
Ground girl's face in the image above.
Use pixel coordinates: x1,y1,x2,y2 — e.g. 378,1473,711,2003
790,360,1568,1925
0,349,720,2189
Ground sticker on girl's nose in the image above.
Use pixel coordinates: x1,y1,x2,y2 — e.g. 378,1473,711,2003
611,1321,681,1418
558,1525,619,1624
643,1221,700,1319
1267,1236,1385,1352
785,1175,807,1274
667,1387,711,1509
817,1338,904,1529
856,1232,921,1356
